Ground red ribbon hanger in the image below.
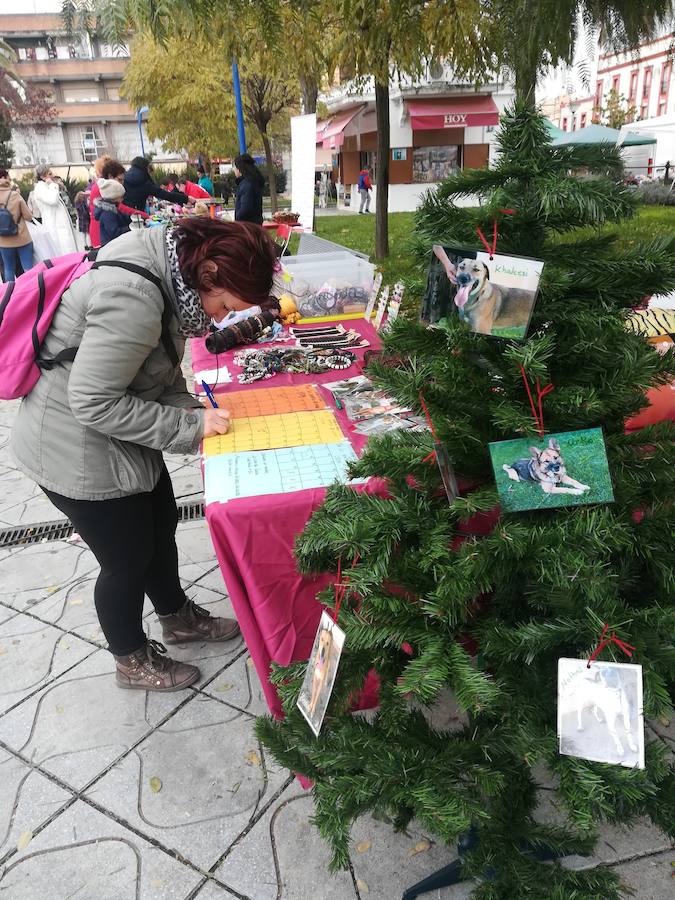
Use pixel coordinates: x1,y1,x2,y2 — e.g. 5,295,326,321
518,364,554,438
587,623,636,668
475,209,515,259
419,391,440,464
332,553,360,623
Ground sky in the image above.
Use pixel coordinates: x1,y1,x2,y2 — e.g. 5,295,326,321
3,0,64,11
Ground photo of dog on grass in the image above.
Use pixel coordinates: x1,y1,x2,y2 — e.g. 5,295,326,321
558,658,644,769
420,245,543,339
297,610,345,736
489,427,614,513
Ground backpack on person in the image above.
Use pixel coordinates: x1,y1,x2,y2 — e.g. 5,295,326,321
357,173,366,191
0,194,18,236
0,250,179,401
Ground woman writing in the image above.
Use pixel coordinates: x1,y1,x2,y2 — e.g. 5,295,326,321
11,218,277,691
234,153,264,225
32,164,78,255
0,169,34,282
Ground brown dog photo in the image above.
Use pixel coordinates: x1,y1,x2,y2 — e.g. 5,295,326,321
297,611,346,736
421,245,543,340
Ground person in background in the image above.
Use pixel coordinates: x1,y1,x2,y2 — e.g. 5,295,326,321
11,218,277,693
123,157,184,212
177,175,211,201
27,185,42,222
358,166,372,214
87,155,113,248
33,164,78,255
74,191,91,248
197,165,214,196
101,159,150,220
93,178,131,246
0,168,34,282
233,153,264,224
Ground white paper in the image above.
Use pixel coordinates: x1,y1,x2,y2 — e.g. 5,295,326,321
364,272,383,320
203,440,362,504
297,610,346,736
558,658,644,769
374,286,389,330
194,368,232,389
290,112,317,233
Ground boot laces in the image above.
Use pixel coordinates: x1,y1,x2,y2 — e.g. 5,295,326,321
146,639,170,671
187,601,211,620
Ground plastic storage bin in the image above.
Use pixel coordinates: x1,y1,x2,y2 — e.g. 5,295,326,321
281,252,374,318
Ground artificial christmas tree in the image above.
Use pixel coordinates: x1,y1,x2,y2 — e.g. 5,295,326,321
256,103,675,898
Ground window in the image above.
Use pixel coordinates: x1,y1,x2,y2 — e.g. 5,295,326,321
562,118,568,131
580,112,587,128
571,116,577,131
660,62,671,94
612,75,620,93
658,101,667,116
629,70,639,103
640,103,649,119
412,145,461,183
643,66,653,99
62,85,100,103
594,80,603,108
69,125,106,162
106,85,121,101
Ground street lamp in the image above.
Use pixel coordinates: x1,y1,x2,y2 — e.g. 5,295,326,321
137,106,149,156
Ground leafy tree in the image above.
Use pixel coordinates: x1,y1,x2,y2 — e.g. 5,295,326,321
121,33,240,160
257,103,675,897
0,112,12,169
0,38,56,138
242,63,298,211
598,87,637,128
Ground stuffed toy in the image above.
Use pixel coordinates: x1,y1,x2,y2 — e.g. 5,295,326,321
279,293,301,325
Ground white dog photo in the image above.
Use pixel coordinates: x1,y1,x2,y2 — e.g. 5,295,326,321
558,658,644,769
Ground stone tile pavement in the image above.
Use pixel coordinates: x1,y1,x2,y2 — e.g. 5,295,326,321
0,396,673,899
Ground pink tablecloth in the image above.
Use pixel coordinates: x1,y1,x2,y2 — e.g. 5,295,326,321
192,319,381,717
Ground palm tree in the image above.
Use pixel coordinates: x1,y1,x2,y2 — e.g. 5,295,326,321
484,0,674,105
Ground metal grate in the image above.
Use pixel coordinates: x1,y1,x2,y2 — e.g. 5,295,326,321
0,498,206,548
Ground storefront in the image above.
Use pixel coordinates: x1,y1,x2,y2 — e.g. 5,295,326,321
316,91,511,211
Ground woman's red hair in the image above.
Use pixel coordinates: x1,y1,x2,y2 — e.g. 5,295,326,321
174,218,277,306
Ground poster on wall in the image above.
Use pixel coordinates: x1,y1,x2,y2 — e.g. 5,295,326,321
413,146,460,183
291,113,317,233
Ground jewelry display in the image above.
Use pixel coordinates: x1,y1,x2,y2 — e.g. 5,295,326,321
233,347,357,384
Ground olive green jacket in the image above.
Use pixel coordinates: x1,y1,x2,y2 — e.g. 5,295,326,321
11,227,205,500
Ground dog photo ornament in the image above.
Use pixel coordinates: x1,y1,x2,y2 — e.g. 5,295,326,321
558,658,645,769
421,245,544,340
297,610,346,737
489,427,614,513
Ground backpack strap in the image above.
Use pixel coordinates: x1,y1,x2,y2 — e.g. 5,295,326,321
41,256,179,371
91,260,179,367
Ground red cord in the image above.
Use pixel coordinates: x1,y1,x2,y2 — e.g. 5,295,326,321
332,552,361,623
519,364,554,437
587,623,636,667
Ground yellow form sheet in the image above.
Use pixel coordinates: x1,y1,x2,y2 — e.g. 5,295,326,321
203,409,345,457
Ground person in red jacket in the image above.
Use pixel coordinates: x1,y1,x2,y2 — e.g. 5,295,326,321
358,167,372,214
176,175,211,201
89,158,149,248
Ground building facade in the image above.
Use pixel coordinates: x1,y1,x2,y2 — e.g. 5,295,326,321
1,13,181,177
317,66,514,212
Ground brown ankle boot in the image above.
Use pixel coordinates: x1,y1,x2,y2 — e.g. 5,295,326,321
158,599,240,645
115,639,200,691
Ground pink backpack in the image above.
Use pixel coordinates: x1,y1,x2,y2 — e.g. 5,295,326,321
0,251,178,401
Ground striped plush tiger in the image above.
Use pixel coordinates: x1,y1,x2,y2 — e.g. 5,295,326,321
625,307,675,338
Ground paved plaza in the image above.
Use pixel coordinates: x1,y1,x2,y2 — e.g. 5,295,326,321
0,382,673,899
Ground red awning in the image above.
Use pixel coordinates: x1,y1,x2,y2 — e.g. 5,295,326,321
406,96,500,130
316,106,364,149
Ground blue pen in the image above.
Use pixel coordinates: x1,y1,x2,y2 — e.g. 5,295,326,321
201,381,219,408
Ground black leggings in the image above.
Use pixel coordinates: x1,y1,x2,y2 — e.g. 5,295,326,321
42,466,187,655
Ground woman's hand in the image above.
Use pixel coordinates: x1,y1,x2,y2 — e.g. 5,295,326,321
203,408,231,436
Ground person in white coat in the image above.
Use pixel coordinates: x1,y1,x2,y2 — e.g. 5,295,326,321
33,164,77,256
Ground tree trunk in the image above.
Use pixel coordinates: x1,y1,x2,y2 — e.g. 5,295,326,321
374,77,390,260
514,58,538,109
300,75,318,115
261,130,277,213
